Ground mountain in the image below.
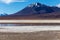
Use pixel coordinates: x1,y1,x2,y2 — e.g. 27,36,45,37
9,3,56,16
0,13,8,16
1,3,60,19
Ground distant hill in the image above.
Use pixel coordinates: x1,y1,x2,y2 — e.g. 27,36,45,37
0,13,8,16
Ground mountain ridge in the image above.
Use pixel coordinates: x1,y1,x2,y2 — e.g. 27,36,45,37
0,2,60,19
9,3,60,16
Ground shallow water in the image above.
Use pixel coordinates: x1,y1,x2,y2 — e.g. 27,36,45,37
0,24,17,26
0,24,27,26
0,23,39,26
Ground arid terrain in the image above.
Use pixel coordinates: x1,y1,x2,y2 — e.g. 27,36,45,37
0,31,60,40
0,26,60,40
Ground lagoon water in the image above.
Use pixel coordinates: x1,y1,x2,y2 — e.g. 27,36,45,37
0,24,38,26
1,23,60,33
0,24,26,26
0,24,17,26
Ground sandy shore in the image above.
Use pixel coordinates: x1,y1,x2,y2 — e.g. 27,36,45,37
0,20,60,23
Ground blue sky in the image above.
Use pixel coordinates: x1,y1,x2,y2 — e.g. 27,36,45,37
0,0,60,14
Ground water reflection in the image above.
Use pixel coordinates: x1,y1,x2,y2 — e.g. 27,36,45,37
0,24,26,26
0,23,36,26
1,24,17,26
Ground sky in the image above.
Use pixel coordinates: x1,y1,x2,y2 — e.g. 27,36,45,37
0,0,60,15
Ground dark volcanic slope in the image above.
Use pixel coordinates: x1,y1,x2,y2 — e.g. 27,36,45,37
0,3,60,19
10,3,55,16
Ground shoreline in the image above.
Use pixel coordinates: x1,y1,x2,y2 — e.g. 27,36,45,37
0,26,60,33
0,20,60,23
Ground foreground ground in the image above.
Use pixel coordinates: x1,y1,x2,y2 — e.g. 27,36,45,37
0,26,60,40
0,31,60,40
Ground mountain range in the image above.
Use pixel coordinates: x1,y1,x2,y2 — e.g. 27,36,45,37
0,13,8,16
0,3,60,19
